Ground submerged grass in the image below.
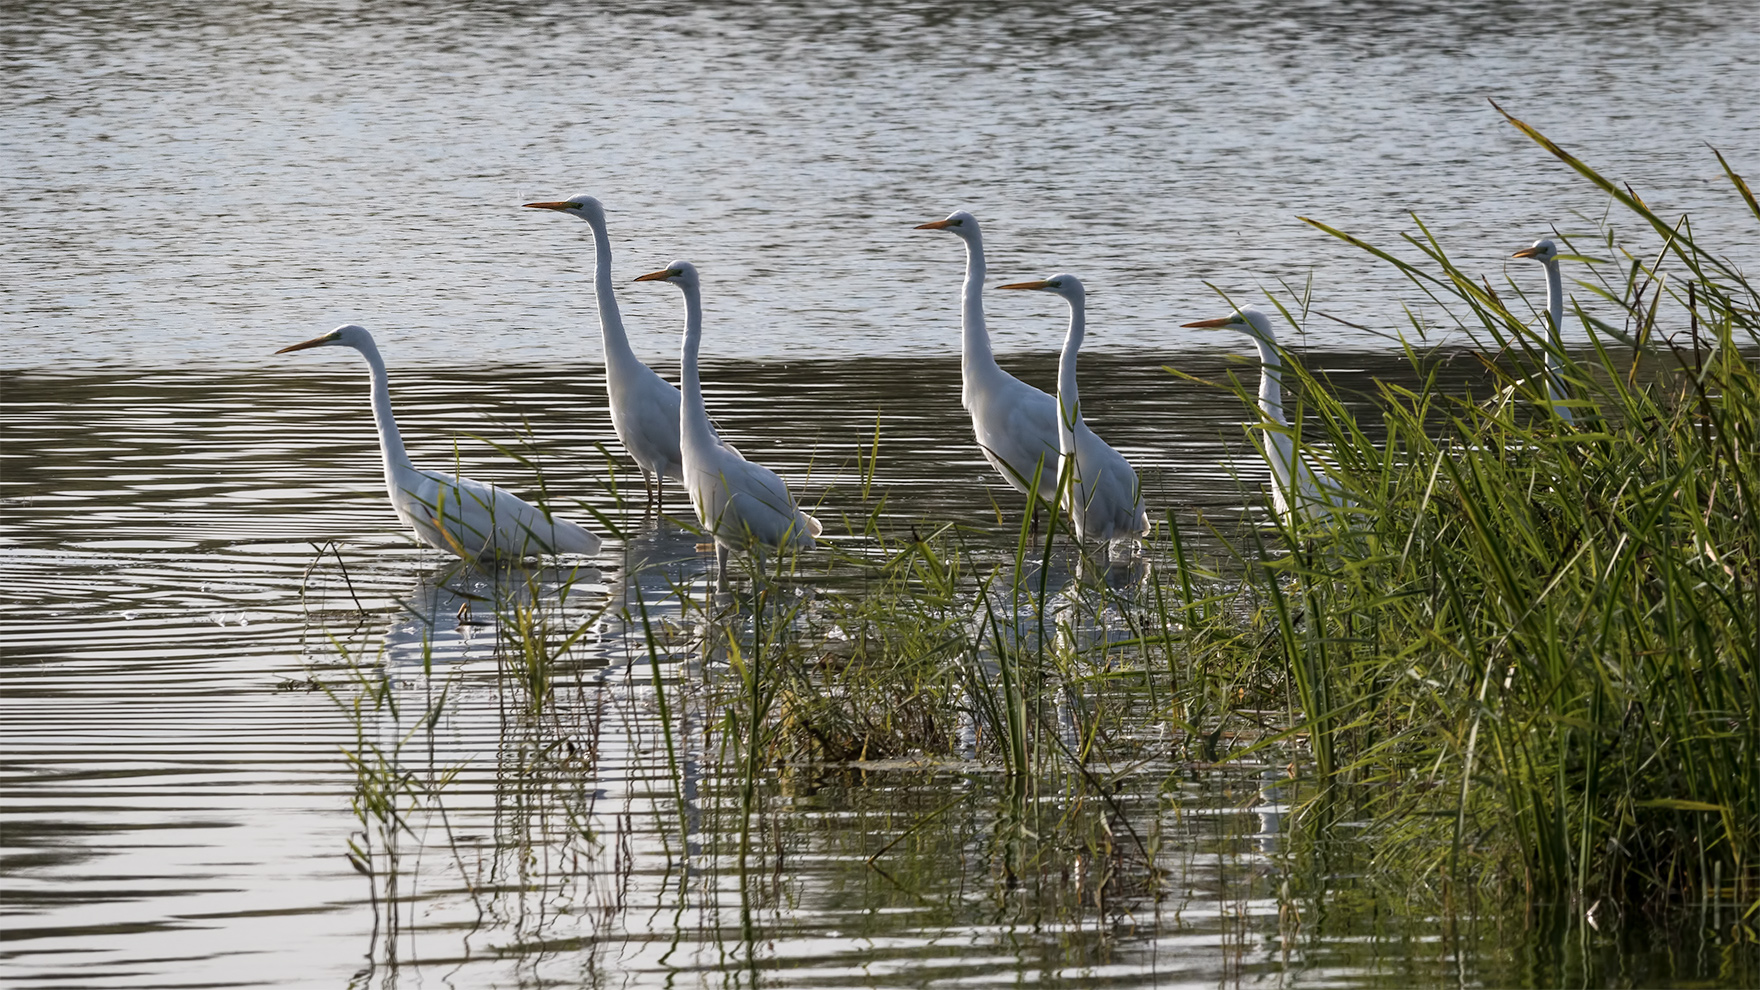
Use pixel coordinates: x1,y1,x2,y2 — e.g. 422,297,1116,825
307,112,1759,983
1256,109,1758,919
757,110,1758,924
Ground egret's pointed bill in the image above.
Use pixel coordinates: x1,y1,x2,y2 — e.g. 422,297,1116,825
997,280,1051,291
1181,316,1237,329
633,268,677,282
275,332,337,354
1511,245,1542,259
914,218,955,230
523,201,573,211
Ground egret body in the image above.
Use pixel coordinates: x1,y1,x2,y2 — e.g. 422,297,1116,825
276,325,602,559
916,211,1061,506
525,195,689,506
634,262,820,584
1182,307,1342,522
1511,237,1575,425
999,274,1148,542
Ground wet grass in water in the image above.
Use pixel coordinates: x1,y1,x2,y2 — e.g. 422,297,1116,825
308,113,1759,984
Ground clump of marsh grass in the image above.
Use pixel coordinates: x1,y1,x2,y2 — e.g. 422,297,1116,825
1233,111,1757,917
311,111,1754,971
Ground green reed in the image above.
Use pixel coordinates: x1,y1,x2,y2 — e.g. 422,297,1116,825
312,113,1756,973
1240,111,1758,917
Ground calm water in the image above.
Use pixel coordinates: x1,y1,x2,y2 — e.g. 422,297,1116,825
5,1,1759,986
3,359,1749,988
4,0,1758,369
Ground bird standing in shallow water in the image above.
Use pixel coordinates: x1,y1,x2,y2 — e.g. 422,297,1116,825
525,195,692,510
999,274,1148,543
276,324,601,560
915,211,1061,516
633,262,820,587
1511,237,1576,425
1182,306,1345,523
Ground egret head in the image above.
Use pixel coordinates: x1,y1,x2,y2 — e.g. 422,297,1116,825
1182,305,1274,341
523,195,606,224
276,324,373,355
1512,238,1558,263
998,272,1085,302
914,209,979,239
633,259,699,288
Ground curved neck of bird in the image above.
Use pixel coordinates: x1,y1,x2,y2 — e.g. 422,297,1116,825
357,338,412,477
1248,333,1298,493
1055,295,1085,455
1543,258,1564,342
676,281,716,452
1541,258,1574,422
587,217,639,370
1250,333,1289,429
957,232,1000,391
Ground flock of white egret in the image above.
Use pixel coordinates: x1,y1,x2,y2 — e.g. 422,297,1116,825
276,195,1575,578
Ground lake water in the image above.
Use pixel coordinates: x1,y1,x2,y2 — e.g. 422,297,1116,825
5,1,1759,986
6,0,1758,370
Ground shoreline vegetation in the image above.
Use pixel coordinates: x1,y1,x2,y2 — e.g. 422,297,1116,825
310,113,1758,978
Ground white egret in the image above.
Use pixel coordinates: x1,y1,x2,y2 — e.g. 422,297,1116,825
1511,237,1575,425
998,274,1148,543
276,325,602,560
633,262,820,584
1182,306,1344,522
525,195,690,508
915,211,1061,509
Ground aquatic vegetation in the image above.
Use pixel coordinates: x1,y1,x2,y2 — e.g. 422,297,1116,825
307,117,1756,986
1258,109,1758,916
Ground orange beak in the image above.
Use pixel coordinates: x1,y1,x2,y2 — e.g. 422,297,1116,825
997,280,1050,291
275,335,333,354
524,201,573,211
1511,246,1541,259
1181,317,1236,329
633,268,675,282
914,219,955,230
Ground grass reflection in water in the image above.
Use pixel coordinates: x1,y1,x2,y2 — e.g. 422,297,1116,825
306,125,1759,988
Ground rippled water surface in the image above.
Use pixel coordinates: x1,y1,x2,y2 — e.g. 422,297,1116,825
4,357,1748,988
6,0,1758,368
0,357,1289,987
6,1,1759,986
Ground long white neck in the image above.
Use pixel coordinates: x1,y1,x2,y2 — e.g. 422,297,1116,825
1543,258,1563,341
355,338,412,484
676,281,717,453
586,216,641,372
1250,333,1297,496
1250,334,1288,428
1055,294,1085,456
1542,258,1574,423
956,231,1001,404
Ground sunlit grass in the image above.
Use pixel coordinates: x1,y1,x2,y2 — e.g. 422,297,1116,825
309,113,1759,978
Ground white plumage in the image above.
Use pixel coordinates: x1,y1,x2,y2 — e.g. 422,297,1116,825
916,211,1062,505
276,324,601,559
634,262,819,580
1512,237,1575,425
1000,274,1148,542
1182,306,1346,523
525,195,690,505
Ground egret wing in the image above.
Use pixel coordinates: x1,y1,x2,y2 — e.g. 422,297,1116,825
610,367,687,482
398,468,599,558
693,445,815,549
973,382,1060,498
1068,427,1148,540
